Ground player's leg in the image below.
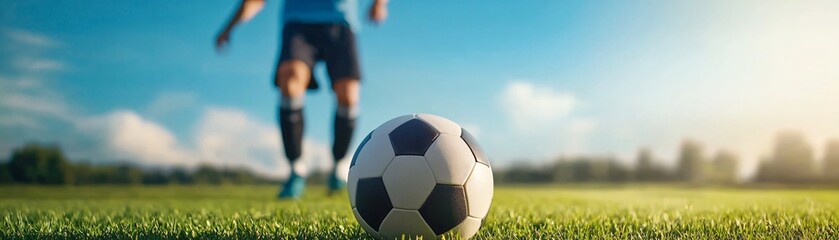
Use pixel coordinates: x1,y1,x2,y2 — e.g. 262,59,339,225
276,22,316,199
324,24,362,194
328,79,359,194
332,78,360,161
277,60,310,163
276,60,311,199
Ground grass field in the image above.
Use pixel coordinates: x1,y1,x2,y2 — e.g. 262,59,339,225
1,185,838,239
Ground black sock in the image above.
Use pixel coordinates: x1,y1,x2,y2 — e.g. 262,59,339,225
279,96,304,163
332,105,358,162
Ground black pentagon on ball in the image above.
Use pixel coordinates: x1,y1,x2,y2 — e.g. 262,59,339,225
356,177,392,231
350,132,373,167
388,119,440,156
419,184,468,235
460,128,489,166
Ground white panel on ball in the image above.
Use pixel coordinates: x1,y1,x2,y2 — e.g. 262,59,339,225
353,207,381,238
424,134,476,185
352,134,396,179
453,216,483,239
378,209,436,239
465,163,494,218
372,114,415,137
416,113,462,136
382,156,437,210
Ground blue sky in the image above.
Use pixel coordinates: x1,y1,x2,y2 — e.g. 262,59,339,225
2,0,839,178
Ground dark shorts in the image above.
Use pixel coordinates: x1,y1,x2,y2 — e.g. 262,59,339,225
277,22,361,90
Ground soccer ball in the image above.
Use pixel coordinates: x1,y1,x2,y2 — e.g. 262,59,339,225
348,114,493,239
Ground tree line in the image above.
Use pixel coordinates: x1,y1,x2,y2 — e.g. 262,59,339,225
495,131,839,184
2,131,838,185
0,143,277,185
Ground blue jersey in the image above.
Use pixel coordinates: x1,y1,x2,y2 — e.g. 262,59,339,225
282,0,359,32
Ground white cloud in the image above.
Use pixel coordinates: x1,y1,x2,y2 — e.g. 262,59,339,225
1,28,70,120
0,103,335,179
3,28,58,48
193,107,334,178
14,58,66,72
1,48,76,157
68,107,334,179
0,93,73,121
490,80,597,162
0,76,42,90
2,28,66,74
501,81,577,131
195,108,273,165
0,115,40,129
0,27,332,179
82,110,196,166
567,118,596,134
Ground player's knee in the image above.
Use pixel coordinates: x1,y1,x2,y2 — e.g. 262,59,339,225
334,79,359,107
277,62,309,97
337,93,358,107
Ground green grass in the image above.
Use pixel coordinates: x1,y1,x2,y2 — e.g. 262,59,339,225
1,185,838,239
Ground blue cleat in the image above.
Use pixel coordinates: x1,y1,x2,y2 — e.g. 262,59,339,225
278,171,306,199
327,169,347,196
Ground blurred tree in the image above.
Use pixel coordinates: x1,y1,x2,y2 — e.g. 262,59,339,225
113,165,143,184
756,131,817,182
710,150,739,183
635,148,655,181
823,139,839,182
549,156,628,182
677,139,706,183
8,143,74,184
606,160,632,182
491,170,504,183
551,159,575,182
91,165,118,184
1,144,281,185
71,162,95,185
754,157,774,182
504,161,552,183
169,168,193,184
587,158,611,182
634,148,673,182
194,165,224,185
142,169,171,185
570,159,592,182
222,168,256,184
0,163,13,183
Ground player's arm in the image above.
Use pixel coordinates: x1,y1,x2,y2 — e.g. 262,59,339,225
216,0,266,53
368,0,389,24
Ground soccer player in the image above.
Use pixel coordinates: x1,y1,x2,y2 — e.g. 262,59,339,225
215,0,388,198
